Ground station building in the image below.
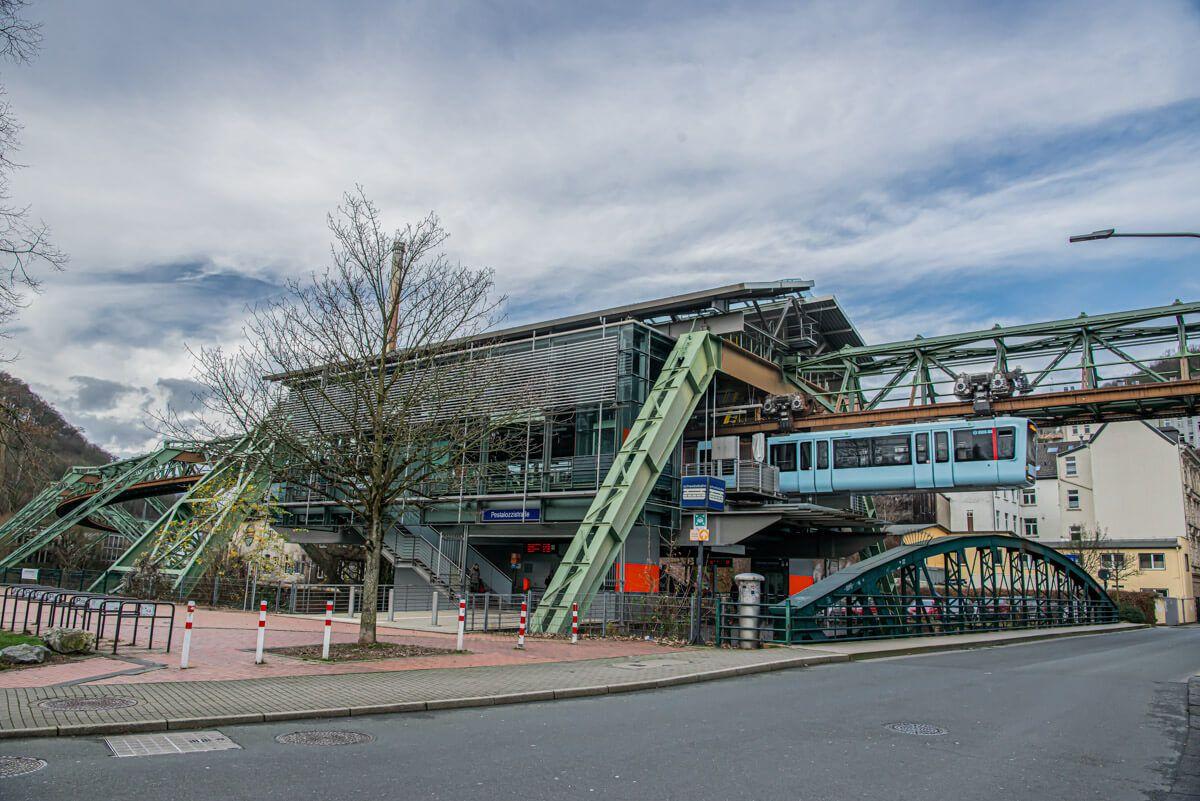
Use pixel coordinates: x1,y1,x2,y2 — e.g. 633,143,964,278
276,280,885,598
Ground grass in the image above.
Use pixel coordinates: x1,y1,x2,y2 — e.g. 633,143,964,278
0,631,42,649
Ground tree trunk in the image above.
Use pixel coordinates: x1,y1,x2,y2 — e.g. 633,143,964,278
359,510,382,644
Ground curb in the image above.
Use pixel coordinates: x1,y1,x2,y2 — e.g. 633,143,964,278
0,624,1141,740
832,623,1151,661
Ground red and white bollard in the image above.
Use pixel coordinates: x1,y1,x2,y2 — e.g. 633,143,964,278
571,602,579,644
180,600,195,669
456,598,466,651
321,599,333,660
254,599,267,664
516,601,527,650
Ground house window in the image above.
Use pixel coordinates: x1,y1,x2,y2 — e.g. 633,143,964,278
1069,524,1083,540
1065,456,1078,476
1138,553,1166,571
1100,553,1125,570
966,510,974,532
1021,488,1036,505
1067,489,1080,510
995,511,1001,529
1022,517,1038,537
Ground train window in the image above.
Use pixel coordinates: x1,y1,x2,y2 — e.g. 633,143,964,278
833,438,870,468
769,442,797,471
915,433,930,464
996,427,1016,460
934,431,949,462
816,441,829,469
799,441,813,470
953,429,995,462
871,435,912,466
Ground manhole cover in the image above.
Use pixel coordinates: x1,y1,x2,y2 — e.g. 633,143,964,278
275,730,374,747
38,696,138,712
884,722,947,736
0,756,47,779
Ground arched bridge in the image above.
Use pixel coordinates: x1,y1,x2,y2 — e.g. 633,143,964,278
763,534,1118,643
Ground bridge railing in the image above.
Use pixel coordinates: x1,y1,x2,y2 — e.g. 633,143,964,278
715,594,1119,646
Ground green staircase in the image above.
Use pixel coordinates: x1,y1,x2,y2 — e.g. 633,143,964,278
530,332,721,634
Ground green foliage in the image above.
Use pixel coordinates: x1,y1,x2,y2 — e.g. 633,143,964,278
1111,590,1156,623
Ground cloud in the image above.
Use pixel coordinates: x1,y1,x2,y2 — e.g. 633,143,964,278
66,375,145,413
1,0,1198,453
155,377,209,415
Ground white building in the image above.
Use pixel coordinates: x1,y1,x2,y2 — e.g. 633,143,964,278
936,488,1020,535
943,420,1200,622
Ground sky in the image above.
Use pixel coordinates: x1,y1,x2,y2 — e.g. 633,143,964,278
4,0,1200,454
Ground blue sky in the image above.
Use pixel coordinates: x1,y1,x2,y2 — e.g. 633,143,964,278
5,0,1200,453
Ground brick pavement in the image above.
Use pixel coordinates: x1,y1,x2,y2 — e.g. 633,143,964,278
0,602,676,687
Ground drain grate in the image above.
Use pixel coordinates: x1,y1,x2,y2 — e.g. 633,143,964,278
38,696,138,712
884,722,948,736
275,730,374,747
0,756,47,779
104,731,240,758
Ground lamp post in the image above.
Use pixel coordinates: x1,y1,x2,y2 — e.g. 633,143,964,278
1069,228,1200,243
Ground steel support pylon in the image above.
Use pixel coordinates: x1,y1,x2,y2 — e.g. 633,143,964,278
530,332,721,634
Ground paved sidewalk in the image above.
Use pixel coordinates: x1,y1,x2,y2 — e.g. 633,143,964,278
0,622,1139,739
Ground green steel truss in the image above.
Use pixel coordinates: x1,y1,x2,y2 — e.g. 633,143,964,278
0,443,206,570
531,332,722,634
772,533,1117,643
787,299,1200,423
95,433,274,596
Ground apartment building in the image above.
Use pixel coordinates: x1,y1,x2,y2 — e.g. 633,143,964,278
940,420,1200,622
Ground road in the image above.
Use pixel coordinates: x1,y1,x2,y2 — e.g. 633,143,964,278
2,627,1196,801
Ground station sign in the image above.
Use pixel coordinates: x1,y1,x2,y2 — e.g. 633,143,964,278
481,507,541,523
681,476,726,511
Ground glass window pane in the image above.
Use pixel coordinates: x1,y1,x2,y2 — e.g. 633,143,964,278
816,441,829,469
871,435,912,466
799,441,812,470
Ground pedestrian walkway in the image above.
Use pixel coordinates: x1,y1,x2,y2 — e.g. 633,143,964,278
0,604,673,687
0,621,1139,739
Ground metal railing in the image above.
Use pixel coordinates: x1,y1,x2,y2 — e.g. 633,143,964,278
714,594,1120,645
0,583,176,654
684,459,780,496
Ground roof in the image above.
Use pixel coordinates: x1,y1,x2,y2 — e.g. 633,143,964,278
1034,441,1061,478
482,280,815,344
1040,538,1183,549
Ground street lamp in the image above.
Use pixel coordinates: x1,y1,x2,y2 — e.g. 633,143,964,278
1069,228,1200,243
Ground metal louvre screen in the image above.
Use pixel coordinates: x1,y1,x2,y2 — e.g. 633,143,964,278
279,331,621,433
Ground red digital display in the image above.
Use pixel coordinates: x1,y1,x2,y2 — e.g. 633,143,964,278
525,542,556,554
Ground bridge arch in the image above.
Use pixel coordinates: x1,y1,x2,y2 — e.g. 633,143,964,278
775,533,1119,642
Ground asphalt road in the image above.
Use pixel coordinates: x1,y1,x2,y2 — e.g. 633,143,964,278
2,627,1197,801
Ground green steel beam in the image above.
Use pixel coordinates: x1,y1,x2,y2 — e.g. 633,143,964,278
0,444,200,569
530,332,722,634
96,433,274,596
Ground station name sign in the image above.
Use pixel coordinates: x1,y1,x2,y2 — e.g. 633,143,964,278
481,507,541,523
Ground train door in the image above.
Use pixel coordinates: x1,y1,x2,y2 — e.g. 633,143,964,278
813,438,833,493
913,431,934,488
931,429,953,487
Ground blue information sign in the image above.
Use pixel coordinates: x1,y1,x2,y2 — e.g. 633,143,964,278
680,476,726,511
481,507,541,523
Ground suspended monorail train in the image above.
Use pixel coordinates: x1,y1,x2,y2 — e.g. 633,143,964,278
767,416,1037,494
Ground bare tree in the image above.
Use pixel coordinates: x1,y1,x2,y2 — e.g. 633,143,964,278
0,0,66,358
174,188,536,643
1061,526,1136,590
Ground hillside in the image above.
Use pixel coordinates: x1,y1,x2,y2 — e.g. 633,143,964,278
0,371,112,516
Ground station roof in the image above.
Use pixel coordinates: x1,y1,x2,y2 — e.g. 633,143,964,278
482,279,816,344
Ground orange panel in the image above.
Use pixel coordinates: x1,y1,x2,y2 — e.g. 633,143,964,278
621,563,661,593
788,575,814,595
